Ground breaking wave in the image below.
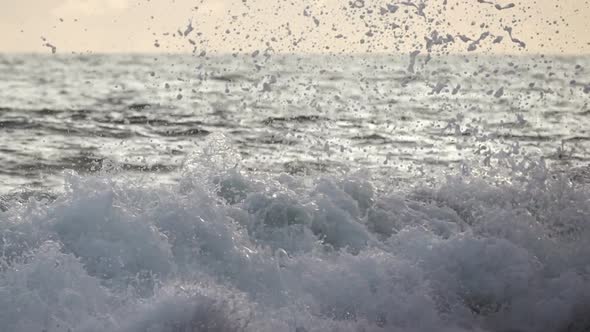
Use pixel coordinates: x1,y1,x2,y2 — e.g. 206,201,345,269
1,142,590,332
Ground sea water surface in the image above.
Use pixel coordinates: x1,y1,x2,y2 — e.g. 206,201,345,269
1,54,590,331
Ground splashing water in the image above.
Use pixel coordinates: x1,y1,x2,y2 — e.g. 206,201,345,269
1,135,589,332
1,0,589,330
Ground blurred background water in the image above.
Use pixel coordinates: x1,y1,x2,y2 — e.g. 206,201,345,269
1,54,589,194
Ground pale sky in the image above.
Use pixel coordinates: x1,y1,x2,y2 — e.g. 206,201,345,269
0,0,588,54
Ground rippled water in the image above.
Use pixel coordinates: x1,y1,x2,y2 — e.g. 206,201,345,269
1,54,590,332
1,54,589,193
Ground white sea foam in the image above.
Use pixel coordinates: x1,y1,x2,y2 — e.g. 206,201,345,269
1,148,589,332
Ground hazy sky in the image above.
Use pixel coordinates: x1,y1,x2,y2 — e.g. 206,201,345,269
0,0,588,54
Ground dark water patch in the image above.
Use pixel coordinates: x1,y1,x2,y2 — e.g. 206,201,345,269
128,103,153,111
93,125,140,139
155,127,211,137
391,139,419,146
0,119,39,130
116,115,151,124
41,124,88,136
36,108,68,115
99,115,171,126
210,73,249,82
26,158,102,174
495,133,557,142
262,115,325,125
10,153,177,175
248,134,299,146
39,123,134,139
547,154,590,162
69,110,90,121
118,163,176,172
351,134,389,141
282,160,348,174
283,160,328,174
564,136,590,142
0,167,35,177
0,107,91,116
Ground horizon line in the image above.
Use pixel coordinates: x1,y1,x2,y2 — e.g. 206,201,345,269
1,50,590,57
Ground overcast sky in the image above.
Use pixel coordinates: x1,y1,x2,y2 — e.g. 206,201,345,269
0,0,588,54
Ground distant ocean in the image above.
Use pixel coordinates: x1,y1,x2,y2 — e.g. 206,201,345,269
1,53,590,331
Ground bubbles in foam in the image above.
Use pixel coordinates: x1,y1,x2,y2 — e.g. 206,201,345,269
1,151,590,332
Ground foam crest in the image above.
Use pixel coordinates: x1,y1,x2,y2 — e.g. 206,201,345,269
0,155,589,331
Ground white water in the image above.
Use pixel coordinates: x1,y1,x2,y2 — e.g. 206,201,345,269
1,137,589,332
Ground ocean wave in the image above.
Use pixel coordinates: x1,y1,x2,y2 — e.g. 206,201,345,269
1,147,589,332
0,125,590,332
